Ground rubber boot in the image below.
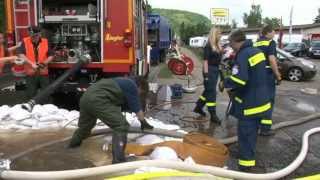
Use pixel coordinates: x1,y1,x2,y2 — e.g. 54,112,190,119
112,131,127,164
209,111,221,125
238,165,252,172
259,129,275,136
193,100,206,117
68,131,83,148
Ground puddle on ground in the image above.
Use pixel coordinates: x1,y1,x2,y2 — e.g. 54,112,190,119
295,102,316,113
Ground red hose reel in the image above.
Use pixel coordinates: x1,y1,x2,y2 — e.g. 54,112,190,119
168,54,194,75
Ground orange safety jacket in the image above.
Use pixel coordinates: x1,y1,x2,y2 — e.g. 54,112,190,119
23,37,49,76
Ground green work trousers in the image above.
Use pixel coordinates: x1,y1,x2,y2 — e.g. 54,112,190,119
71,79,129,143
25,75,50,103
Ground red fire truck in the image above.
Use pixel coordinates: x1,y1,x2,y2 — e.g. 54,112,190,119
3,0,148,92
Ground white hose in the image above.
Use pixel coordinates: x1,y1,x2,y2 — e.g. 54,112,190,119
1,127,319,180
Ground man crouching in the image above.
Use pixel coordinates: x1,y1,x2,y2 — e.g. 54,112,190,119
68,76,153,164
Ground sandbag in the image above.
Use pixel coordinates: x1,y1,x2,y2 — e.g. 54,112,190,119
125,133,229,167
136,134,164,145
149,147,180,161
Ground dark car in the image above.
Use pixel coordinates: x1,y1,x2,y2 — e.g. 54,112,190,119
283,42,308,57
308,41,320,58
277,48,317,81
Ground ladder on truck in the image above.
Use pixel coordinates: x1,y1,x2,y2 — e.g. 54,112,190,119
13,0,34,42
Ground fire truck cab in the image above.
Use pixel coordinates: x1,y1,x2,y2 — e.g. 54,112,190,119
4,0,148,93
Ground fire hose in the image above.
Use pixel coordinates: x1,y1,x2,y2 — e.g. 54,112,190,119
0,113,319,179
1,56,319,179
21,55,91,112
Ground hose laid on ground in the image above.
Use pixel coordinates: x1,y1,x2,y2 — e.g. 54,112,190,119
6,112,320,161
1,127,319,180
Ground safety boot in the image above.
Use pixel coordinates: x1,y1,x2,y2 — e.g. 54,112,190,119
112,131,128,164
259,129,275,136
193,100,206,117
68,132,83,148
209,111,221,125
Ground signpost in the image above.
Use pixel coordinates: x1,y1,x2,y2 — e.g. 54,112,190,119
210,8,229,25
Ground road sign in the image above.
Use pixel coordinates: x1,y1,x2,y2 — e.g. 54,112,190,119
210,8,229,25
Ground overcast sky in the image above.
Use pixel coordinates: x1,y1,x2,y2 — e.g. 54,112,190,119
148,0,320,27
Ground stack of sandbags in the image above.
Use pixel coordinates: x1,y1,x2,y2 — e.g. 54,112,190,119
125,132,229,167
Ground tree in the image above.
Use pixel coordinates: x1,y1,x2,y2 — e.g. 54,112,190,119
314,8,320,23
146,2,153,14
263,17,281,28
243,5,263,28
231,19,238,29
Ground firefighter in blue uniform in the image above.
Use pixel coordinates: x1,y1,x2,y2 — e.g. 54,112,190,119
68,77,154,164
193,27,222,124
222,30,271,172
254,25,282,136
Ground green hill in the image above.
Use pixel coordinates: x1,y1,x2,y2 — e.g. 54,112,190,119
152,8,212,37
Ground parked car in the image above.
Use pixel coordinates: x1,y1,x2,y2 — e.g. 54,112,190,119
277,48,317,81
308,41,320,58
283,42,308,57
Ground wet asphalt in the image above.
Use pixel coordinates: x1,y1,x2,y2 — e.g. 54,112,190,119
0,50,319,179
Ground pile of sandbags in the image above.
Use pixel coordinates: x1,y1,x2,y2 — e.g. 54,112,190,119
0,105,185,132
126,132,229,167
0,104,82,130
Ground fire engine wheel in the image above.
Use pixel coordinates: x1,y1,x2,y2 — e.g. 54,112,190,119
171,60,187,75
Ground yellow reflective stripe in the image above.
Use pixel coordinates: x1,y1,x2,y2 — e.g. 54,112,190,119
239,160,256,167
108,170,205,180
230,75,246,85
244,103,271,116
199,95,206,101
248,52,266,67
206,102,217,107
254,40,271,47
261,119,272,125
295,174,320,180
235,97,243,103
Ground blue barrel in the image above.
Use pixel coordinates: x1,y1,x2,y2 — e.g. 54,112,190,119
170,84,183,99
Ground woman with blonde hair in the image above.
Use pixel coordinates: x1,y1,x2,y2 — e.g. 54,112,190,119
193,27,222,124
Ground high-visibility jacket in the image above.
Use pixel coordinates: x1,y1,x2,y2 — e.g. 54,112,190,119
224,40,271,119
254,37,277,69
23,37,49,76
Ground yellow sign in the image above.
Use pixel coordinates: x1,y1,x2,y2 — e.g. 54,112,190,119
210,8,229,25
105,33,124,42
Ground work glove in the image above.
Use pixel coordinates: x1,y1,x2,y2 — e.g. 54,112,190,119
38,63,47,69
218,81,224,92
140,120,154,131
203,73,209,87
203,72,209,81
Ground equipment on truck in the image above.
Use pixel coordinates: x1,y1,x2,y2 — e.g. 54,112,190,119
3,0,149,95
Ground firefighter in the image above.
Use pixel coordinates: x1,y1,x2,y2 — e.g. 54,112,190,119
254,25,282,136
193,27,222,124
17,26,55,102
68,77,154,164
0,32,21,73
221,30,271,172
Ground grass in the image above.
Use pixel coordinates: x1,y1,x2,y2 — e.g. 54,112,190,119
158,63,173,79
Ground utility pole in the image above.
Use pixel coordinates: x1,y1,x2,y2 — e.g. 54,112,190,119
289,5,293,42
